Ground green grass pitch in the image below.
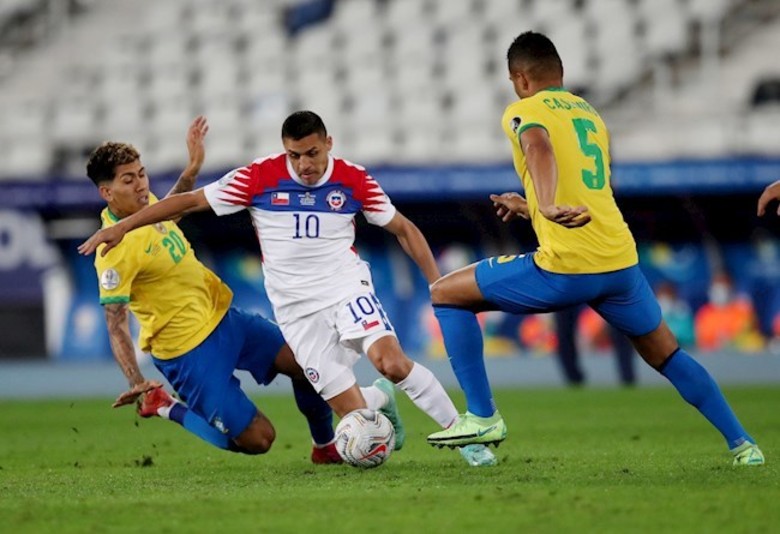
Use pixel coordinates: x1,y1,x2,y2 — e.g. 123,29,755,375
1,385,778,533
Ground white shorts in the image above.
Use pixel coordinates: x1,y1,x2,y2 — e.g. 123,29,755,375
279,291,396,400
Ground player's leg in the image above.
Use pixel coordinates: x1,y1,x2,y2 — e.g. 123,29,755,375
153,329,274,455
279,309,369,420
608,324,636,386
235,310,339,460
430,262,498,420
554,306,586,386
137,384,233,450
593,266,763,465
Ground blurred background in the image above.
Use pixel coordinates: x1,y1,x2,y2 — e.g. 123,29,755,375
0,0,779,395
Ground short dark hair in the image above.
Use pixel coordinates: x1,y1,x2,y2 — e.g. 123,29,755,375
281,110,327,140
507,31,563,81
86,142,140,186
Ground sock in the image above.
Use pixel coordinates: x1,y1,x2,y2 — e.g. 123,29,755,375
397,362,458,428
660,349,754,449
360,386,389,411
433,305,496,417
291,378,335,446
169,403,232,449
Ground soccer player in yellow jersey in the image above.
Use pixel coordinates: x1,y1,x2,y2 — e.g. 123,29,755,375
85,117,342,463
427,31,764,466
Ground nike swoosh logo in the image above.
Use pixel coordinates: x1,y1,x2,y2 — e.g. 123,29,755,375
476,424,498,437
144,244,153,254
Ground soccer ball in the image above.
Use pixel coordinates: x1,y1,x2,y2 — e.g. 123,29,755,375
334,409,395,468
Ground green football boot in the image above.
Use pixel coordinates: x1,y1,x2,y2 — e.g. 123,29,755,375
427,412,507,448
374,378,406,451
732,442,765,466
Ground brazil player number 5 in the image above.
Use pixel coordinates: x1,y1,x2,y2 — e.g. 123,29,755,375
572,118,605,190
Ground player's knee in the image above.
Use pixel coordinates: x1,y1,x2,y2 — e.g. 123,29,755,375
429,279,448,306
375,352,413,383
235,417,276,454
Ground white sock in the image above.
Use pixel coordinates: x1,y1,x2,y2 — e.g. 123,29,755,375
397,363,458,428
157,399,179,420
360,386,389,411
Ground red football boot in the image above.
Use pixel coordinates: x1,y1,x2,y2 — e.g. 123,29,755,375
137,387,175,418
311,442,343,464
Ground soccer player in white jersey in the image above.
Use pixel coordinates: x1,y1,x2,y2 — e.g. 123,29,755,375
79,111,496,467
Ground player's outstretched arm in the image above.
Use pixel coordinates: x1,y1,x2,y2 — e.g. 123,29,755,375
383,212,441,284
104,303,162,408
489,192,529,222
520,127,591,228
166,115,209,198
77,189,212,257
757,180,780,216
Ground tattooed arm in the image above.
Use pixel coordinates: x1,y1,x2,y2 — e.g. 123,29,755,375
104,303,161,408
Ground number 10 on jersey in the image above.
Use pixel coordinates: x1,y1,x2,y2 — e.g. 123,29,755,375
293,214,320,239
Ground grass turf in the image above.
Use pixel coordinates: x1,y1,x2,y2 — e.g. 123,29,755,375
1,385,777,533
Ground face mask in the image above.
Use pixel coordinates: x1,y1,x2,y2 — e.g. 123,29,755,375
708,284,731,306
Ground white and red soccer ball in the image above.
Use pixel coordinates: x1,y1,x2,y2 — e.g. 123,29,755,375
335,409,395,468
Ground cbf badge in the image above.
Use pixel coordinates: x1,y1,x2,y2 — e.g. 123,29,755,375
326,190,346,211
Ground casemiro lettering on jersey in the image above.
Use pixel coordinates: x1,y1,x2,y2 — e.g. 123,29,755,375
542,98,597,115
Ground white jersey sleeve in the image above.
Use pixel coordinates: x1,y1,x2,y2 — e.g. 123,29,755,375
202,165,256,216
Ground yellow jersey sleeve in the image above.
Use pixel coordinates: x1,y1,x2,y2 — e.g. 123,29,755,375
500,88,638,274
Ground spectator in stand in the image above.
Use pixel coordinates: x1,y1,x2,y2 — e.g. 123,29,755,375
656,281,695,349
694,273,765,352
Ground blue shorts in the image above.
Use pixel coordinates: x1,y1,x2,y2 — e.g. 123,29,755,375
152,307,286,439
475,253,662,337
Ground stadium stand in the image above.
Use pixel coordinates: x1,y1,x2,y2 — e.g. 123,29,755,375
0,0,779,178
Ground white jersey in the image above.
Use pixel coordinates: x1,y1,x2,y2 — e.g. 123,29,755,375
203,153,396,324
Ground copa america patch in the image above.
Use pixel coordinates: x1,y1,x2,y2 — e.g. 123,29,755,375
154,222,167,234
326,190,346,211
100,268,120,290
510,116,522,134
305,367,320,383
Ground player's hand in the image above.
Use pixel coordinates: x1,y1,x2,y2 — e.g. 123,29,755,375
539,204,591,228
757,180,780,216
184,115,209,175
112,380,163,408
77,224,129,257
490,192,529,222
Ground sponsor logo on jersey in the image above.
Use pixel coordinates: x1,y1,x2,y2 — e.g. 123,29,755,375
298,192,316,206
272,192,290,206
100,268,120,290
326,190,346,211
154,223,167,234
306,367,320,383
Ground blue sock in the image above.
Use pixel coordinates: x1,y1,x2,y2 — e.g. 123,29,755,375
660,349,754,449
433,305,496,417
291,378,335,445
169,403,232,450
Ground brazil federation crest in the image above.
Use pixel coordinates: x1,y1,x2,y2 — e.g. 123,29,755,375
326,190,346,211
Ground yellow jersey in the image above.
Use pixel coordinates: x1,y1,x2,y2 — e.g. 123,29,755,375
501,87,638,274
94,195,232,359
